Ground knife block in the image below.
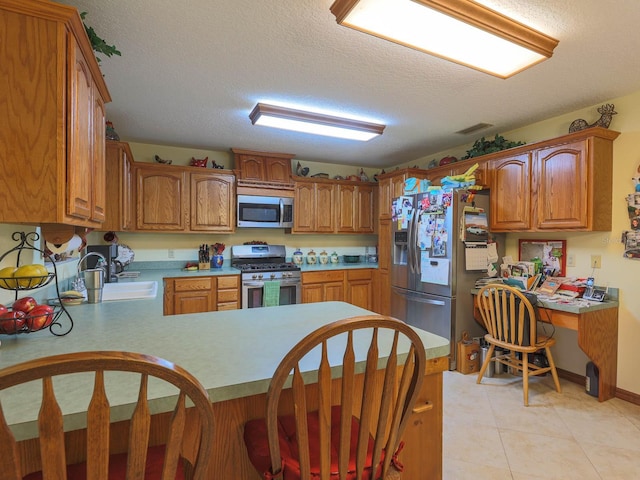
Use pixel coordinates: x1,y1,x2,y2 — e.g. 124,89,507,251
198,262,210,270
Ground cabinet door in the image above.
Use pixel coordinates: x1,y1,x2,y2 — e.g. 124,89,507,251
302,271,345,302
265,158,292,183
378,178,393,220
356,185,375,233
489,153,532,231
293,181,315,232
190,172,235,232
324,282,345,301
347,269,373,310
91,89,106,223
135,164,187,231
236,154,265,181
67,39,94,220
534,141,589,229
315,183,335,232
336,184,356,233
302,284,324,303
103,142,133,232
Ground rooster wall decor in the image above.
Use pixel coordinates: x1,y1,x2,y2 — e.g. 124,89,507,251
569,103,617,133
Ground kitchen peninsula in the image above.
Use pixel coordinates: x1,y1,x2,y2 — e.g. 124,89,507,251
0,294,449,479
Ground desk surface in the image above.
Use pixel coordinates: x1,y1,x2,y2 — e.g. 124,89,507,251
0,299,449,440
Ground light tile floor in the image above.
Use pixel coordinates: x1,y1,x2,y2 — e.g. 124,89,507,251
443,370,640,479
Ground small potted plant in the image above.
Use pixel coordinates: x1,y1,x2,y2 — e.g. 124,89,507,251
211,243,225,268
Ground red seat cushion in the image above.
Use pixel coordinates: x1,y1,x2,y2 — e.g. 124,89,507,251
23,444,185,480
244,406,385,480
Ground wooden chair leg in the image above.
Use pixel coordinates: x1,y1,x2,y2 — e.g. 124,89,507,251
476,344,495,384
545,346,562,393
523,354,529,406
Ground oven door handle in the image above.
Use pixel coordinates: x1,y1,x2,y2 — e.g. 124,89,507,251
243,281,301,287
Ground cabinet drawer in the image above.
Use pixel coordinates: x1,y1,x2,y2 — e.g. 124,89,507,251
217,276,239,288
217,290,238,303
217,302,238,311
347,269,373,281
302,271,344,284
174,277,213,292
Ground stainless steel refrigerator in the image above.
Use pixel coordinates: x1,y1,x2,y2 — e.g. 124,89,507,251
390,189,503,370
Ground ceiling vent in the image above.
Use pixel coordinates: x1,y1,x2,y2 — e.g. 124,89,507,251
455,123,493,135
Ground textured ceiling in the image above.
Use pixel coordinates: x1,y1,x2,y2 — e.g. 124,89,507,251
61,0,640,168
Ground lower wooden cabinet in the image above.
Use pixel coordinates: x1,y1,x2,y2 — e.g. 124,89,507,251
301,269,375,311
164,275,240,315
302,271,345,303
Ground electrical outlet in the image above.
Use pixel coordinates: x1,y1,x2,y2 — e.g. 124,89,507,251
591,254,601,269
567,253,576,267
168,249,175,259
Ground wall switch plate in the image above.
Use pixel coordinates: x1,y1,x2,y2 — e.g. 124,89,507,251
567,253,576,267
591,255,601,269
168,249,175,259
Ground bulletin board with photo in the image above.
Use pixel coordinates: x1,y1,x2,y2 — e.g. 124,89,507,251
518,239,566,276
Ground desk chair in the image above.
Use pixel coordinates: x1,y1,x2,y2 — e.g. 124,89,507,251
243,315,427,480
476,284,561,406
0,351,215,480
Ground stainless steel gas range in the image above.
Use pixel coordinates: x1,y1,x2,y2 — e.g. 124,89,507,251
231,245,301,309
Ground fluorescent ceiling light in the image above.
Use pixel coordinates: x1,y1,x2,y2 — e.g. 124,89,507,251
249,103,385,141
330,0,559,78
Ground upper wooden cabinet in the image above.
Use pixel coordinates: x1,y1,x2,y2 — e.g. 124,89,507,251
0,0,111,227
293,179,335,233
232,149,294,183
190,172,235,232
487,127,619,232
293,177,377,234
134,163,236,233
101,142,134,232
489,153,532,231
377,168,431,219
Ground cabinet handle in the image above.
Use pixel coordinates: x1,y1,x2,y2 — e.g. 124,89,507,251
412,401,433,414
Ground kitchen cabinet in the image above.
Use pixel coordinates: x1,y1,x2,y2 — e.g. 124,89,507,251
302,269,377,310
293,177,377,234
487,127,619,232
346,269,374,310
336,184,376,234
190,172,236,232
216,275,240,310
232,149,294,184
376,219,392,315
164,275,240,315
489,153,532,231
302,271,345,303
0,1,111,228
135,164,188,231
101,141,133,232
377,168,431,220
134,163,235,233
292,178,335,233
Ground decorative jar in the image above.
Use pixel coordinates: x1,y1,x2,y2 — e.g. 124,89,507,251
319,250,329,265
292,249,303,265
212,255,224,268
330,252,339,264
306,249,317,265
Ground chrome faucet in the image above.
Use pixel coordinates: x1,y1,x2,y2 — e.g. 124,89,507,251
74,252,107,291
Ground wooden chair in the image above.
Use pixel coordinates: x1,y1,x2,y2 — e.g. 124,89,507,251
476,284,561,406
0,351,215,480
243,315,427,480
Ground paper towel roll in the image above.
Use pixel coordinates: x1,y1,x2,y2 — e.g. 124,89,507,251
46,234,82,254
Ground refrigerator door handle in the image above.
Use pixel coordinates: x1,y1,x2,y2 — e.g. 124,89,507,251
392,287,446,306
408,208,417,274
411,207,421,274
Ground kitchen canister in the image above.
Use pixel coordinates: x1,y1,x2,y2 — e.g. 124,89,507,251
330,251,339,264
292,248,303,265
306,249,317,265
319,250,329,265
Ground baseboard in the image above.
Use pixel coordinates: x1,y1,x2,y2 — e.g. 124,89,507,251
557,368,640,406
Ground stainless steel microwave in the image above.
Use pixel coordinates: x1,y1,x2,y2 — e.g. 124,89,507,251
237,194,294,228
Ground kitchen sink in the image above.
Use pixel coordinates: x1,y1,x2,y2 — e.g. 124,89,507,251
102,281,158,301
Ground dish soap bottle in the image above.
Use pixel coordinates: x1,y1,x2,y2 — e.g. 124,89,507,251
292,248,303,265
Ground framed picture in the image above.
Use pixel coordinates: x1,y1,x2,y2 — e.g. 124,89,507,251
518,239,566,276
